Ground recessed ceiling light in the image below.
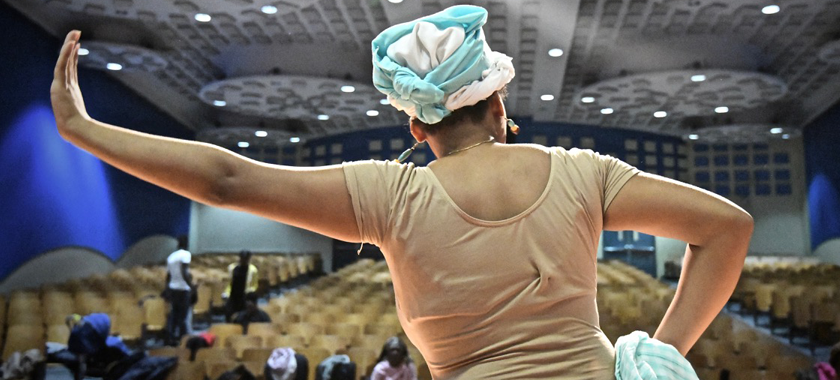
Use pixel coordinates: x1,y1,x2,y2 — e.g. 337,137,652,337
290,137,301,143
762,5,780,14
380,98,390,105
581,96,595,103
782,134,790,139
600,108,614,115
388,0,403,3
770,127,783,134
261,5,278,14
540,94,555,101
238,142,250,148
340,85,355,93
317,114,329,121
255,131,268,137
78,48,89,56
714,106,729,113
688,134,699,140
194,13,212,22
106,63,122,71
212,100,226,107
653,111,667,118
366,110,380,117
690,74,706,82
548,48,564,57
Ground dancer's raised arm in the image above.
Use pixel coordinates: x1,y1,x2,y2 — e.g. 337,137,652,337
51,31,360,242
604,172,754,355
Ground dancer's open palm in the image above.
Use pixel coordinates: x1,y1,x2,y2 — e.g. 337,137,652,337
51,30,90,132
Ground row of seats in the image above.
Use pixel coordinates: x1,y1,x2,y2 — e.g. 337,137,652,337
731,258,840,352
597,261,816,380
158,259,427,380
0,252,320,362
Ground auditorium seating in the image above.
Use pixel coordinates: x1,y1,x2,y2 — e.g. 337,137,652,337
730,256,840,353
0,253,829,380
0,251,318,367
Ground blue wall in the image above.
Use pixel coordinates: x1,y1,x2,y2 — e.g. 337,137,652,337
804,101,840,250
0,3,192,280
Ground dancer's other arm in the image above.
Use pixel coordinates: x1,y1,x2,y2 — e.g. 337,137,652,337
603,172,753,355
51,31,360,242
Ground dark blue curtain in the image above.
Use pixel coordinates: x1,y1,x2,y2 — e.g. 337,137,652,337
0,2,192,279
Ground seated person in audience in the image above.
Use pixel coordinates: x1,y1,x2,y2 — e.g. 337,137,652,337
224,250,259,321
371,337,417,380
798,342,840,380
232,293,271,333
48,313,131,380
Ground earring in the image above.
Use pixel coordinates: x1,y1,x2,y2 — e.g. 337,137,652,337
507,118,520,135
395,141,424,163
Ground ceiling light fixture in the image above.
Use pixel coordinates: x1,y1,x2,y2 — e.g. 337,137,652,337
194,13,212,22
690,74,706,82
581,96,595,103
212,100,226,107
653,111,667,118
762,5,780,14
106,63,123,71
714,106,729,113
255,131,268,137
548,48,564,57
261,5,278,14
317,114,329,121
770,127,783,134
600,108,614,115
688,134,699,140
366,110,380,117
380,99,390,105
290,137,301,143
238,142,250,148
540,94,555,101
340,85,355,93
388,0,404,3
781,134,790,139
78,48,89,56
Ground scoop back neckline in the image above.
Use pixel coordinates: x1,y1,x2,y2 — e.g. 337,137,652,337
421,147,556,227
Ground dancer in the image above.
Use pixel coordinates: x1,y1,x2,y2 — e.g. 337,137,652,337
50,5,752,379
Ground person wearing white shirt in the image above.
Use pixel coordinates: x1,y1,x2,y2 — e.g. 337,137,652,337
164,235,193,346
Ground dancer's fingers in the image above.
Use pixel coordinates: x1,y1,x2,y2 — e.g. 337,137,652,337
54,31,77,82
70,43,80,85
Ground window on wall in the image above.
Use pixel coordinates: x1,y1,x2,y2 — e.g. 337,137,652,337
662,142,674,154
645,155,657,166
754,154,769,165
735,185,750,197
315,146,326,157
412,152,427,165
693,144,709,152
580,137,595,149
733,155,749,166
663,157,675,168
331,143,342,155
695,157,709,167
695,172,710,182
625,139,638,151
532,135,547,146
390,138,404,150
774,153,789,164
714,155,729,166
330,158,341,165
626,154,639,166
556,136,572,148
775,170,790,181
644,141,657,153
369,140,382,151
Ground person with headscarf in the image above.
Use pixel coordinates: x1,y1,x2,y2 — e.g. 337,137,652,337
371,337,417,380
50,5,753,379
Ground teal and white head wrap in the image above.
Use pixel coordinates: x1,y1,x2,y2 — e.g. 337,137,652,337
371,5,515,125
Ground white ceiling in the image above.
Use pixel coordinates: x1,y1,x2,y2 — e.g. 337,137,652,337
7,0,840,147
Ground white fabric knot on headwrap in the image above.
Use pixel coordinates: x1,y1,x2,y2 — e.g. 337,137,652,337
372,5,515,124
